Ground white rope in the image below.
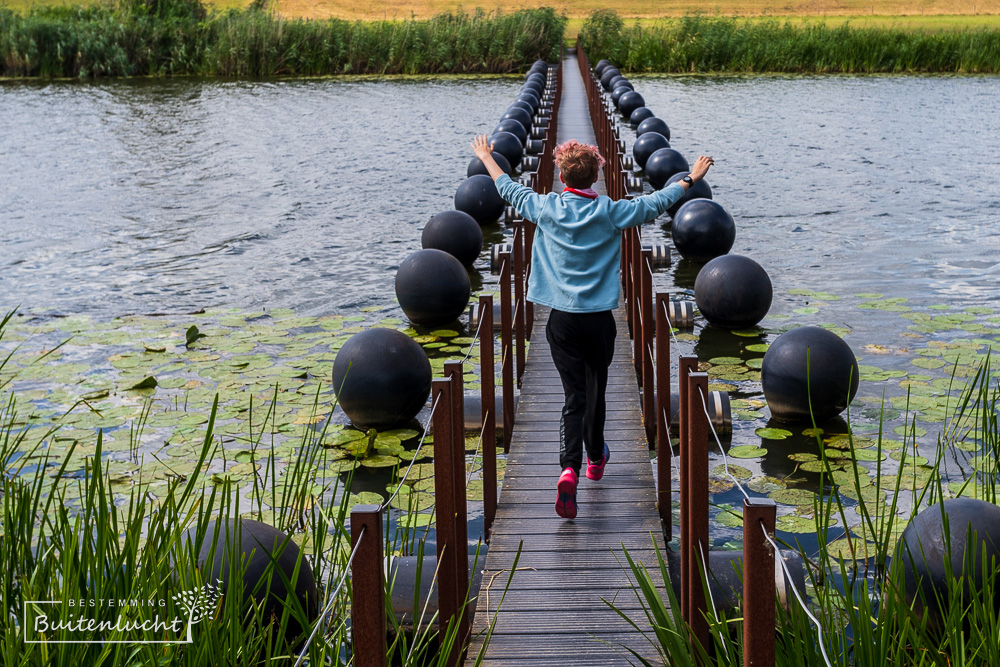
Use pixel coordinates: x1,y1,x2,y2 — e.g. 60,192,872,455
696,383,750,502
381,393,442,511
761,524,834,667
293,526,367,667
696,541,730,660
660,298,681,350
466,411,490,484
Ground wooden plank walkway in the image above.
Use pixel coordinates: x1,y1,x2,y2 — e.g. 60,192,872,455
468,51,668,666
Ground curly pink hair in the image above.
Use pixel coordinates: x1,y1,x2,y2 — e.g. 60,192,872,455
554,140,605,188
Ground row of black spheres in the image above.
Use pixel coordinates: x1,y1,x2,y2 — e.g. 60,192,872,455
190,64,558,646
595,60,1000,623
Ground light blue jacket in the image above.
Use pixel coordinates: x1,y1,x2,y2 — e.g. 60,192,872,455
495,173,685,313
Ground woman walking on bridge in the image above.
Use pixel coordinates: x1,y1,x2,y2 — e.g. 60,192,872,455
471,135,713,519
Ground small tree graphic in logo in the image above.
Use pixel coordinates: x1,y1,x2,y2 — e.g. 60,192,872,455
172,580,222,643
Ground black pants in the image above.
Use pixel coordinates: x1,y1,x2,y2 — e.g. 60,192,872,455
545,309,617,474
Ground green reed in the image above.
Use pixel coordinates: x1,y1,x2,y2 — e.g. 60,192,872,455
581,11,1000,74
0,4,566,78
0,310,498,665
614,358,1000,665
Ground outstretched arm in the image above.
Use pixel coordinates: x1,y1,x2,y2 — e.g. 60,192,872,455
471,134,508,181
609,154,715,229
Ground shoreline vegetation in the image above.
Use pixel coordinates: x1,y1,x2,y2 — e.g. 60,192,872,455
1,4,999,78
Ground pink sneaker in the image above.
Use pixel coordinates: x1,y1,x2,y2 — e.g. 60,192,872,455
555,468,578,519
586,443,610,481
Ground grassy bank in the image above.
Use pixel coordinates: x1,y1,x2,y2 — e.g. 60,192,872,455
581,10,1000,72
0,3,565,78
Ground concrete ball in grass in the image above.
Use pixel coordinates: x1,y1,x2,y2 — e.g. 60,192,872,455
332,327,432,429
760,325,859,423
694,255,772,330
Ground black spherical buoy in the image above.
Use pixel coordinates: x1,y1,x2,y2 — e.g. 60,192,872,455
896,498,1000,627
395,249,471,328
694,255,772,330
609,75,629,91
632,132,671,170
664,171,713,217
618,91,646,119
454,174,504,224
332,327,431,428
594,59,612,76
421,210,484,266
645,148,689,189
191,519,317,643
522,80,544,97
509,100,535,120
487,132,523,170
637,117,671,141
761,325,858,423
630,106,655,127
611,85,632,107
493,120,527,147
600,68,621,90
671,199,735,263
467,151,512,179
516,93,540,112
501,107,533,134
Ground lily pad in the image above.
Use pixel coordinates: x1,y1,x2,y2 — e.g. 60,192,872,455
755,427,792,440
729,445,767,459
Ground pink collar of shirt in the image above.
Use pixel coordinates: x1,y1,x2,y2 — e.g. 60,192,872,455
562,187,599,199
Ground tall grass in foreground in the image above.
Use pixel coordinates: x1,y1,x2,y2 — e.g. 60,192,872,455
0,310,499,665
615,360,1000,664
581,10,1000,73
0,4,566,78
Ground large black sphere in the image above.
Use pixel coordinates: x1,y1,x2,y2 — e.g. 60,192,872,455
421,210,484,266
600,68,621,90
522,80,544,97
630,106,655,127
618,91,646,119
467,151,512,179
594,59,613,76
395,249,471,328
611,85,633,107
645,148,689,189
609,76,631,93
454,174,504,224
896,498,1000,627
761,325,858,423
493,119,527,145
509,100,535,119
501,107,533,134
632,132,671,170
672,199,735,263
694,255,772,330
665,171,713,217
637,117,671,141
191,519,317,643
511,92,542,115
487,132,523,170
333,327,431,428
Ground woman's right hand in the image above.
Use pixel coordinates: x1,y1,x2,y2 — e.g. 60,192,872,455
690,155,715,181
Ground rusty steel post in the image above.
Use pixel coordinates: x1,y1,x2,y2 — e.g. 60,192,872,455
431,377,459,663
499,251,514,453
641,248,655,445
525,220,535,340
677,355,698,625
686,371,711,653
513,222,526,384
351,506,386,667
655,293,672,529
743,499,777,667
444,361,470,647
480,295,497,540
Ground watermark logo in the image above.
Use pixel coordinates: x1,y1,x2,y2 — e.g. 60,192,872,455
25,581,222,644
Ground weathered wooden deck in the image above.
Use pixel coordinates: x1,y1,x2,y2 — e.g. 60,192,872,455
467,51,667,667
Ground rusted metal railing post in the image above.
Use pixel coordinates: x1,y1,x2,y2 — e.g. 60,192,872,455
525,220,535,340
431,376,460,665
677,355,698,626
743,499,777,667
655,293,671,529
351,506,386,667
480,295,497,540
513,222,526,384
444,361,470,647
686,371,711,653
641,248,654,444
499,250,514,453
